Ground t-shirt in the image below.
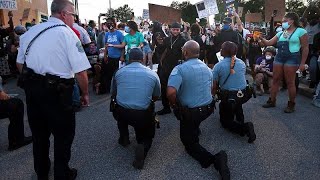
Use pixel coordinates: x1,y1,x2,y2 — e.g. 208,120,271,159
276,27,307,53
123,32,144,60
105,30,124,58
248,39,262,57
255,56,274,72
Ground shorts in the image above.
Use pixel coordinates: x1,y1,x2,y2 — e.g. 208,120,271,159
274,52,300,66
143,44,152,54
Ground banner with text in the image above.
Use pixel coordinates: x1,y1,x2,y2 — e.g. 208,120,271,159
0,0,17,10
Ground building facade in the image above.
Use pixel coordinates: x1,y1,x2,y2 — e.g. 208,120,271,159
0,0,48,27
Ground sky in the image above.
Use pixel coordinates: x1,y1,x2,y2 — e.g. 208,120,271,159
47,0,200,23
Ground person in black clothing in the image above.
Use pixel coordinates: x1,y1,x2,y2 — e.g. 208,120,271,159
215,17,241,58
190,23,205,60
205,25,221,68
151,21,167,64
247,27,263,79
0,77,32,151
157,22,187,115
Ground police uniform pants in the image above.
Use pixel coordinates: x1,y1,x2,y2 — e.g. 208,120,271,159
219,101,246,135
180,108,215,168
25,80,75,179
116,106,155,157
0,98,25,145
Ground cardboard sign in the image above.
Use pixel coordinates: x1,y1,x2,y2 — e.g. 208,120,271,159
0,0,17,10
265,0,286,22
22,8,31,20
149,3,181,24
245,13,262,23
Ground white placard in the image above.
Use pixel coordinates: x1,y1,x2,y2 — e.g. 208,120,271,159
204,0,219,15
142,9,149,20
0,0,17,10
196,0,219,19
238,7,244,17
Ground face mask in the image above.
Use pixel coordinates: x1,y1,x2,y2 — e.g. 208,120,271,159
107,25,114,30
124,26,130,33
265,55,272,60
222,24,230,31
282,22,290,30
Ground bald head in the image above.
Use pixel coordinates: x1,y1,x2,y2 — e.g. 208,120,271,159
182,40,200,60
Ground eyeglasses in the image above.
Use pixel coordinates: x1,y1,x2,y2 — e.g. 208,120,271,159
64,11,77,17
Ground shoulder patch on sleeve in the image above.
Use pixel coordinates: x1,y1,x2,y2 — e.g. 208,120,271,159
171,67,179,76
76,41,84,52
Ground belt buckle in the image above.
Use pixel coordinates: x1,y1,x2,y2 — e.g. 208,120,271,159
237,90,244,98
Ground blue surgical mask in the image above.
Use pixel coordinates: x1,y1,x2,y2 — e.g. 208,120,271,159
124,26,130,33
282,22,290,30
222,24,230,31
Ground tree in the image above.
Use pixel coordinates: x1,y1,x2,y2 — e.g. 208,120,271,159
286,0,307,16
170,1,198,24
106,4,133,22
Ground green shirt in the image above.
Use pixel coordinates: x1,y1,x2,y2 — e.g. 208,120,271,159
276,27,307,53
124,32,144,61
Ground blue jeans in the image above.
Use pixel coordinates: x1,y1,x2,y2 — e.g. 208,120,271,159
72,81,81,107
312,57,320,107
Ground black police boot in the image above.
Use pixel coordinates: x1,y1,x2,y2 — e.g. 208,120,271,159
213,150,230,180
67,168,77,180
8,136,33,151
156,108,171,115
245,122,256,143
118,136,130,147
133,144,145,170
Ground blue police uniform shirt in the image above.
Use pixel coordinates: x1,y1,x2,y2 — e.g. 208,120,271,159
212,57,247,91
105,30,124,58
111,62,161,110
168,58,213,108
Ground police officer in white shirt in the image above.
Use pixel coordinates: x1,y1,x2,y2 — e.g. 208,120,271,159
16,0,91,179
73,15,91,46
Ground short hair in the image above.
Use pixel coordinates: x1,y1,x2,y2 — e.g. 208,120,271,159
190,23,201,35
221,41,238,57
127,21,138,32
51,0,74,14
117,23,125,29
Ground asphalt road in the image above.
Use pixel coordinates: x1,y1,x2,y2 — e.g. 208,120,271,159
1,78,320,180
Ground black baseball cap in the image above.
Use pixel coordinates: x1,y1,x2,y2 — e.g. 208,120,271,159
223,17,232,24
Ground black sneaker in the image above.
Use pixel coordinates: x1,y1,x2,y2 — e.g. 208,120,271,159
8,136,33,151
156,108,171,115
245,122,256,143
213,151,230,180
118,137,130,147
133,144,145,170
68,168,77,180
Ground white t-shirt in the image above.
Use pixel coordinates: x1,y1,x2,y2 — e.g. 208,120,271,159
17,17,91,79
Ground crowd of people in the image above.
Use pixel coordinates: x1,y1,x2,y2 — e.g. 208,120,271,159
0,0,320,179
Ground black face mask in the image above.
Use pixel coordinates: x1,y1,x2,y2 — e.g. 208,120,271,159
107,25,114,30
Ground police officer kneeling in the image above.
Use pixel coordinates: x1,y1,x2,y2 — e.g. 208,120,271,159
111,48,161,169
167,40,230,180
212,41,256,143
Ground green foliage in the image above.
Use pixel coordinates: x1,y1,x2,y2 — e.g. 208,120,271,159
107,4,133,22
286,0,307,16
170,1,198,24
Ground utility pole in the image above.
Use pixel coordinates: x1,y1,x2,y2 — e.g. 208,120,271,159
109,0,112,16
